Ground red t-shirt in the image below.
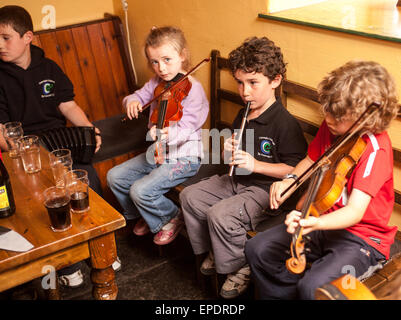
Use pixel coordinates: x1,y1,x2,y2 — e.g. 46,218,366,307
308,121,397,259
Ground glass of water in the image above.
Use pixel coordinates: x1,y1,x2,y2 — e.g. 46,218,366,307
18,135,41,173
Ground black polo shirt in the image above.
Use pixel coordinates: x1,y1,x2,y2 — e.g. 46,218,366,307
232,99,307,189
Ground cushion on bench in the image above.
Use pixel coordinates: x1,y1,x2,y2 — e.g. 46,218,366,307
92,113,150,163
167,157,227,204
180,163,227,188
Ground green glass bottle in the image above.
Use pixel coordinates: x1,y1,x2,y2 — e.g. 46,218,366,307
0,158,16,218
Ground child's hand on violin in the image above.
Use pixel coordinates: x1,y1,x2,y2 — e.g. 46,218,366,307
125,100,143,120
285,210,321,235
149,125,169,141
269,179,293,210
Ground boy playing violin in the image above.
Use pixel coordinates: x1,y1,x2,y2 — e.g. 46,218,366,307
179,37,307,299
245,60,399,299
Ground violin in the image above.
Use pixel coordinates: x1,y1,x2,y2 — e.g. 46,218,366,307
152,73,192,164
280,102,380,274
286,134,367,274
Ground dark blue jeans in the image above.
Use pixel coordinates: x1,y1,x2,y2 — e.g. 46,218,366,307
245,223,385,300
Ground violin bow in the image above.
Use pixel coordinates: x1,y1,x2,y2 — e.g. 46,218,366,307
121,57,211,123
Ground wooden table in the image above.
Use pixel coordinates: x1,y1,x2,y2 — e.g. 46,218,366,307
0,148,126,299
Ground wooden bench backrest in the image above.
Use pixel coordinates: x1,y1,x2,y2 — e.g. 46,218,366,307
210,49,401,207
32,15,136,122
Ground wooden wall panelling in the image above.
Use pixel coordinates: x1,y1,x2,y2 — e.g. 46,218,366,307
55,29,92,119
86,23,121,119
71,26,107,121
35,32,64,71
101,20,131,114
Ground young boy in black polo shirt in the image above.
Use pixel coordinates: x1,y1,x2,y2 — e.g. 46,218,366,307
179,37,307,299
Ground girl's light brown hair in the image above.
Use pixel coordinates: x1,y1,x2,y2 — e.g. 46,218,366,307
318,60,399,133
144,26,190,71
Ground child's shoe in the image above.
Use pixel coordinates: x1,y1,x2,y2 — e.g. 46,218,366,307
153,212,184,245
58,269,84,288
200,251,216,275
133,217,150,236
112,256,122,272
220,264,251,299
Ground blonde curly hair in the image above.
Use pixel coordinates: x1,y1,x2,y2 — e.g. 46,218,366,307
318,60,399,133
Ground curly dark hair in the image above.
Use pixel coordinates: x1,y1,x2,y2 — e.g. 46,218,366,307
228,37,286,81
0,5,33,36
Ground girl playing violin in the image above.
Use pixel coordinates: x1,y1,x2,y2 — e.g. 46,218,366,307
107,26,209,245
245,60,399,300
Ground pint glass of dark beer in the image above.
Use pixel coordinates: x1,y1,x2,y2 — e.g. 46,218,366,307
43,186,72,232
64,169,90,213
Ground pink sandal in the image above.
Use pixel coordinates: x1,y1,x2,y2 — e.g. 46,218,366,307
133,217,150,236
153,216,184,245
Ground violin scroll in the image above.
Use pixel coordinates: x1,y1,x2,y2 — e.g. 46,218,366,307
286,256,306,275
286,227,307,274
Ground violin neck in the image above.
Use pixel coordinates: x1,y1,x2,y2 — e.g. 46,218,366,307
156,100,168,130
292,165,328,242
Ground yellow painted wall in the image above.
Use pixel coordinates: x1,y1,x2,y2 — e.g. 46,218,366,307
267,0,329,13
1,0,115,31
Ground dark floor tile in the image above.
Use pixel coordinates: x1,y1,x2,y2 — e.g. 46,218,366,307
59,230,216,300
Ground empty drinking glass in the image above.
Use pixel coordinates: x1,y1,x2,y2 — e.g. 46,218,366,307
2,122,23,158
49,149,73,187
19,135,41,173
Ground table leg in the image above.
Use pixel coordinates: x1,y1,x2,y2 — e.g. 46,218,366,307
89,232,118,300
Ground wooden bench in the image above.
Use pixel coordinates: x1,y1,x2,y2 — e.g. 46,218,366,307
32,14,150,207
206,49,401,299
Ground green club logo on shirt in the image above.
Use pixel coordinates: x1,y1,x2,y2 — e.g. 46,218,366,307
260,139,273,155
39,79,55,98
257,137,276,159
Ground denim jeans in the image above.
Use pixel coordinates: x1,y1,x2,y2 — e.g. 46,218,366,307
107,152,200,233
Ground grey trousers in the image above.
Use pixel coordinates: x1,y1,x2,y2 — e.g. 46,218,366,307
179,174,270,274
